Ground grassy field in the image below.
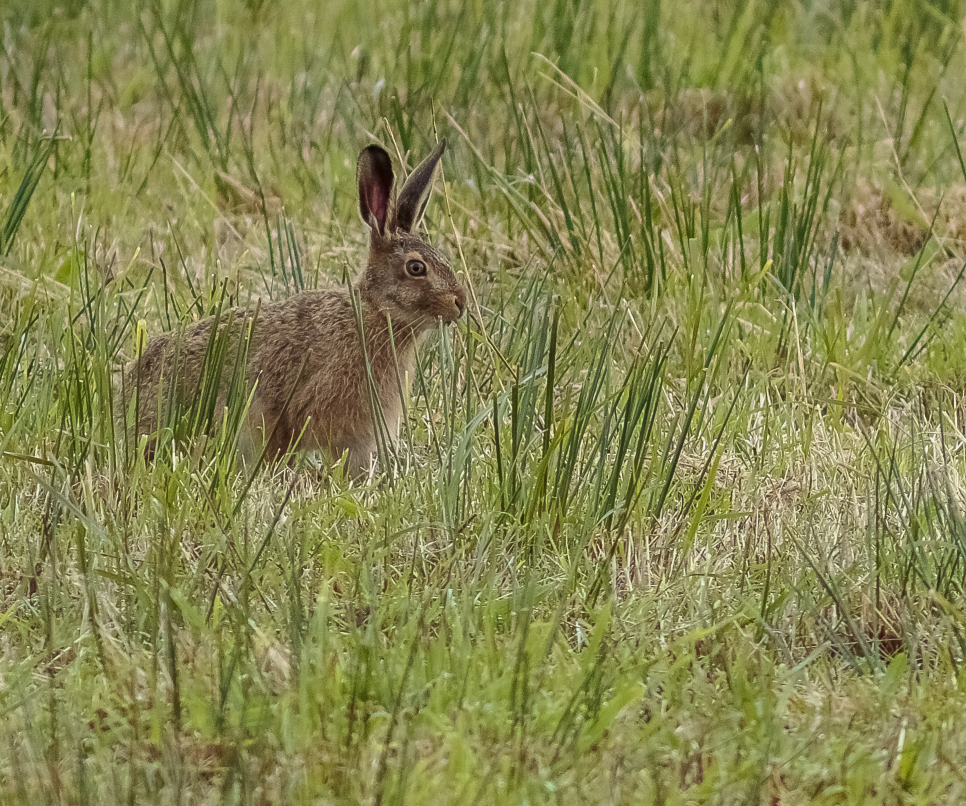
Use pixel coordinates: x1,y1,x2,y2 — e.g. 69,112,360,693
5,0,966,802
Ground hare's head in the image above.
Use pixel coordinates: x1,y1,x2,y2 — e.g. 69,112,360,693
356,140,466,334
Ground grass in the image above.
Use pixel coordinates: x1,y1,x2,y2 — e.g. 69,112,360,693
5,0,966,802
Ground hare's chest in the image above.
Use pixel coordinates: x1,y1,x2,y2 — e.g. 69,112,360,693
370,358,415,435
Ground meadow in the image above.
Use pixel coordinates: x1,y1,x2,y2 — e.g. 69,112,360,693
4,0,966,802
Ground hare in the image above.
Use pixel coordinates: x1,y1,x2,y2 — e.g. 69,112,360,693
121,139,466,473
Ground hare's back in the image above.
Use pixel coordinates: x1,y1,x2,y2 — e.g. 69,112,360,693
247,289,356,372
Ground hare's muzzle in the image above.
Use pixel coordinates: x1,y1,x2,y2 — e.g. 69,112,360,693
446,287,467,322
435,286,466,324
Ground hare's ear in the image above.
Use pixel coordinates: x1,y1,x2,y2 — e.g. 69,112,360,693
357,145,394,236
393,138,445,233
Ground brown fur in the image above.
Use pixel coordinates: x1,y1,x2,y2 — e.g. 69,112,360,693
120,141,466,473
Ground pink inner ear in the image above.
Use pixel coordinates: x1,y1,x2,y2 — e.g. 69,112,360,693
359,145,395,235
366,186,390,233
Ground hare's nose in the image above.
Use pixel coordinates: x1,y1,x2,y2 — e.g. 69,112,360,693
453,288,467,317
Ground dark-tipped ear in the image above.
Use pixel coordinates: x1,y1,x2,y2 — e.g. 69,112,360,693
357,145,394,236
393,138,445,233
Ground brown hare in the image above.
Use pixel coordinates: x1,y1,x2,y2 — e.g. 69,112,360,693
121,139,466,473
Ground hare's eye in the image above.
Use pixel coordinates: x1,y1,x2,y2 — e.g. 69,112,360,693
406,259,427,277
